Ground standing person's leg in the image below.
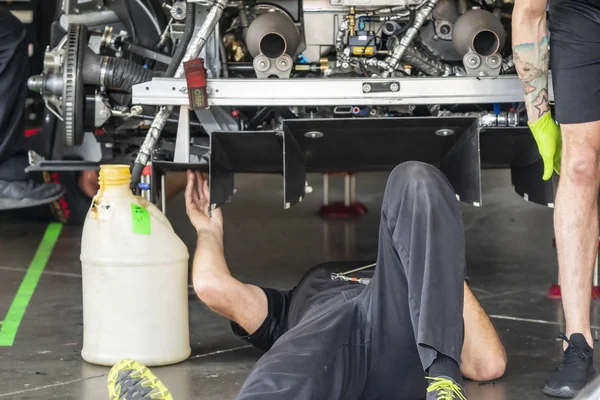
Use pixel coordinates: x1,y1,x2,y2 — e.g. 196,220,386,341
358,162,466,399
555,122,600,346
543,1,600,396
0,7,63,210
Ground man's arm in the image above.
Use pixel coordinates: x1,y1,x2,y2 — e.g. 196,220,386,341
513,0,550,122
185,170,268,335
460,283,507,381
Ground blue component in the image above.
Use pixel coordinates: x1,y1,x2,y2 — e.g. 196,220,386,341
493,103,501,115
138,183,150,191
297,54,309,64
358,18,365,31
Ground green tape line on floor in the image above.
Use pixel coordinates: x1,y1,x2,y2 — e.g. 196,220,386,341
0,223,63,346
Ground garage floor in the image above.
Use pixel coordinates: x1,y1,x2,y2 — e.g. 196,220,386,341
1,169,599,400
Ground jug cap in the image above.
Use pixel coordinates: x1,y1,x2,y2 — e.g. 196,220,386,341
99,164,131,187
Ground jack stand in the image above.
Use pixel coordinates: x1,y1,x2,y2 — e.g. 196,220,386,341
318,173,367,219
547,238,600,299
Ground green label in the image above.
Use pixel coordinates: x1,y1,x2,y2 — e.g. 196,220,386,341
131,203,151,235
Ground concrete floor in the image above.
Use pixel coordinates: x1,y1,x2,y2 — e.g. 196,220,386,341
1,169,600,400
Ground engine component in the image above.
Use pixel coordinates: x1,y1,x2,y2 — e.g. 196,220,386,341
452,9,505,76
382,20,401,36
330,0,422,7
436,110,519,127
245,9,300,58
462,51,502,76
349,30,377,56
453,9,506,57
381,0,438,77
402,45,464,76
170,1,188,21
348,7,357,36
419,22,461,61
253,54,294,78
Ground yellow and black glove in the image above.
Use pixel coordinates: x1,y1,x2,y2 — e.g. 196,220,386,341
528,112,562,181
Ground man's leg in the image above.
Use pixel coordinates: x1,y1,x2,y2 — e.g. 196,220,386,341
555,122,600,346
0,7,63,210
542,2,600,396
358,162,466,399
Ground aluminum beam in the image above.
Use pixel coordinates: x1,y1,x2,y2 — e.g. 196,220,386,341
133,75,555,107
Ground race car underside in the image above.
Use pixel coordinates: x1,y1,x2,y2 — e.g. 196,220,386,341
26,0,557,210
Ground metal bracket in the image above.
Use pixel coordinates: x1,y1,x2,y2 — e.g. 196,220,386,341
511,145,558,207
208,130,283,210
133,75,555,107
439,121,482,206
281,116,483,206
282,129,306,209
173,106,190,163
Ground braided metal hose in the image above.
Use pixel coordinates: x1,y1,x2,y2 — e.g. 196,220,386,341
381,0,438,77
132,0,229,188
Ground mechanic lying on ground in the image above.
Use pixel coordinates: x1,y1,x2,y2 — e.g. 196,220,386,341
109,161,507,400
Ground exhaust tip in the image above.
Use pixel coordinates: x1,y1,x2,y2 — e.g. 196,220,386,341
260,32,287,59
472,30,499,57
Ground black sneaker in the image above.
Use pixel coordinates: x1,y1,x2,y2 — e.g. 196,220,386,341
0,180,65,210
543,333,597,398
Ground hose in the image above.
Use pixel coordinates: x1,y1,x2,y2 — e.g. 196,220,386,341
130,2,195,190
381,0,438,77
132,0,229,190
403,46,465,76
104,57,154,89
165,2,195,77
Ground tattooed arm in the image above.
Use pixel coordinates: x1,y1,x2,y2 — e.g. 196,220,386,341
512,0,549,123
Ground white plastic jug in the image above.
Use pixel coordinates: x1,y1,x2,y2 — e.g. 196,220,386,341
80,165,190,366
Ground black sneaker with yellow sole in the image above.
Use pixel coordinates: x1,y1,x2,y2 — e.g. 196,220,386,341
108,359,173,400
426,376,467,400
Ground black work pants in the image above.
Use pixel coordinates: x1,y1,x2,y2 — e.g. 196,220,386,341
237,162,466,400
0,7,28,181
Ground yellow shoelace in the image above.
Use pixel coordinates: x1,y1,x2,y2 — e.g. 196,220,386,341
425,377,467,400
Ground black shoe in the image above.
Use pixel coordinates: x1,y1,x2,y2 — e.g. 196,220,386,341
543,333,597,398
0,180,65,210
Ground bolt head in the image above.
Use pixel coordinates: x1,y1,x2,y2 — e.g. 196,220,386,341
469,58,476,64
390,83,399,92
362,83,372,93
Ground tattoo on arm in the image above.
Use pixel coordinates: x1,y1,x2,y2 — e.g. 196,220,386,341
514,36,550,122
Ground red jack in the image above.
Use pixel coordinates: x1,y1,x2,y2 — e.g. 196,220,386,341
318,173,367,219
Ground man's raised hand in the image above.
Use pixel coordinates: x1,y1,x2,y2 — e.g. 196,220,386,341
185,170,223,234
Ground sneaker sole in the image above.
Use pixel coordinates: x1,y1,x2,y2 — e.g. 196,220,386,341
543,385,579,398
107,359,173,400
543,367,598,399
0,190,65,211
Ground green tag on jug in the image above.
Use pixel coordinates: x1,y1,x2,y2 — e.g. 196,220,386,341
131,203,151,235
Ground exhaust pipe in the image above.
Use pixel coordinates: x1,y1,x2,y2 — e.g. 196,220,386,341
245,11,300,58
452,9,505,57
